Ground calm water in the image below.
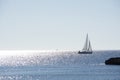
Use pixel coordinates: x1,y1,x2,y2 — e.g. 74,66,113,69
0,50,120,80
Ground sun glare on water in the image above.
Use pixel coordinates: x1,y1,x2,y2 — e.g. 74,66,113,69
0,50,70,57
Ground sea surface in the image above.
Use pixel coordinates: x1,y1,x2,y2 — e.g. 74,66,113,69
0,50,120,80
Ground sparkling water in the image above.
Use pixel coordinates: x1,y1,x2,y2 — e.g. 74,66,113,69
0,50,120,80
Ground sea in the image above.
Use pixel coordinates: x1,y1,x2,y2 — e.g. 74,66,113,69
0,50,120,80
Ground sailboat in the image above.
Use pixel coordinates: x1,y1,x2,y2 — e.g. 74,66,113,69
78,34,92,54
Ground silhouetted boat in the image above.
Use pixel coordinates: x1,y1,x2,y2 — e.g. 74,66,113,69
78,34,92,54
105,57,120,65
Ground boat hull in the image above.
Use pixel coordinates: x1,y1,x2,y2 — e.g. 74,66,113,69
105,57,120,65
78,51,92,54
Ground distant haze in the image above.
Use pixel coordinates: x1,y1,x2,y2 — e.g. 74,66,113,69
0,0,120,50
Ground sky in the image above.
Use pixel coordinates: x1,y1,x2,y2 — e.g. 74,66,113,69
0,0,120,50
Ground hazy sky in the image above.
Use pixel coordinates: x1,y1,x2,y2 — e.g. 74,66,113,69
0,0,120,50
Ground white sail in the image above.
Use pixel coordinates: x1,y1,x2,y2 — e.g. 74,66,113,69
88,41,92,52
82,34,92,52
82,34,88,51
78,34,92,54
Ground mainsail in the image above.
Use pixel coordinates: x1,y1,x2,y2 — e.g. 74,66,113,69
82,34,92,52
82,34,88,51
